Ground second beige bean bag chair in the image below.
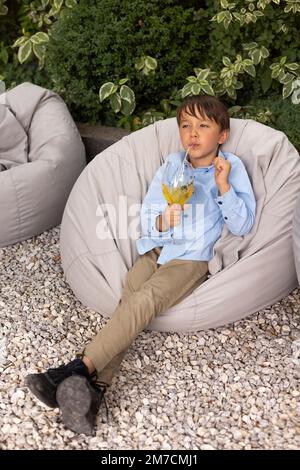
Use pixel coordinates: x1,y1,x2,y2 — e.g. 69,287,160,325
0,82,85,247
60,117,300,332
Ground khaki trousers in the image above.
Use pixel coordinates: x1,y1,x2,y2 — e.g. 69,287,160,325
84,247,208,385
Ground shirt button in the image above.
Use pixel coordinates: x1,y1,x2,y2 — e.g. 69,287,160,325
224,216,228,220
218,201,223,205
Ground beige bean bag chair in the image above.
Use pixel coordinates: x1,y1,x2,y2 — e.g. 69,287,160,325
60,117,300,332
0,82,85,247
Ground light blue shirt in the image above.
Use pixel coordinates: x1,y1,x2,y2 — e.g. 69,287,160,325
136,150,256,265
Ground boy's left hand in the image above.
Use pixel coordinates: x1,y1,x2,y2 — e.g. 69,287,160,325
213,156,231,190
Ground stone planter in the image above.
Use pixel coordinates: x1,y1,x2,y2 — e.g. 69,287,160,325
76,122,129,163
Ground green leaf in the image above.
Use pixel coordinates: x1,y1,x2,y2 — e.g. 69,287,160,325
280,56,287,66
220,0,229,8
196,68,210,80
222,56,231,67
243,42,258,50
223,15,232,29
286,63,299,72
120,85,135,104
145,56,157,71
228,105,242,114
135,57,145,71
118,78,129,85
233,12,243,21
110,93,122,113
217,11,226,23
18,40,32,64
228,1,237,7
214,82,226,95
280,72,295,85
271,67,281,79
0,46,8,64
99,82,115,102
282,81,294,100
65,0,77,7
292,82,300,105
32,43,46,61
245,12,255,23
260,68,272,93
187,76,197,83
121,99,136,116
181,83,193,98
0,5,8,15
235,81,243,90
53,0,64,10
244,63,256,77
142,111,156,126
161,99,171,114
260,46,269,59
31,32,49,45
277,69,286,82
200,82,214,95
227,86,237,99
12,36,28,48
191,83,201,95
250,49,261,65
234,63,242,73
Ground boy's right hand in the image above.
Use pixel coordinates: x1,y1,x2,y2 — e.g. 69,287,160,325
157,204,189,231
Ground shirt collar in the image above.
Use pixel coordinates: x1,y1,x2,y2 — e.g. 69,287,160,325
184,149,226,172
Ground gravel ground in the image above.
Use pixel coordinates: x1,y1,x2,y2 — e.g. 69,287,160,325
0,226,299,450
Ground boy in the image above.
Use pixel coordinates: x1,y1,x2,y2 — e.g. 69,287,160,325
26,95,256,435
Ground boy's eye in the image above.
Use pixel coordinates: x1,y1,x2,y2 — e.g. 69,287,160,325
200,124,209,128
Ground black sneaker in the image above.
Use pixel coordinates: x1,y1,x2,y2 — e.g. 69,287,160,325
25,358,90,408
56,375,107,435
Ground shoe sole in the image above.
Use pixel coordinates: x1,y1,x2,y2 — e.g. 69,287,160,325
25,375,57,408
56,375,95,436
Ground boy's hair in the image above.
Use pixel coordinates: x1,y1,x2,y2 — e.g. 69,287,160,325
177,95,230,131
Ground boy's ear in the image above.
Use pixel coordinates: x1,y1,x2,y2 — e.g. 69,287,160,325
218,129,229,145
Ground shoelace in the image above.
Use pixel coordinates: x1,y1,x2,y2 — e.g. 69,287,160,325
93,382,109,421
47,363,109,420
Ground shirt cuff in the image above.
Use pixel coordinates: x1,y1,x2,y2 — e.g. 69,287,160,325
214,185,240,220
146,212,171,239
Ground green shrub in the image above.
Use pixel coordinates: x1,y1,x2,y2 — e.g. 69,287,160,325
44,0,206,122
251,97,300,151
1,0,299,144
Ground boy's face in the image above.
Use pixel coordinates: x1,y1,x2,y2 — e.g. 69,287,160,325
179,109,229,168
